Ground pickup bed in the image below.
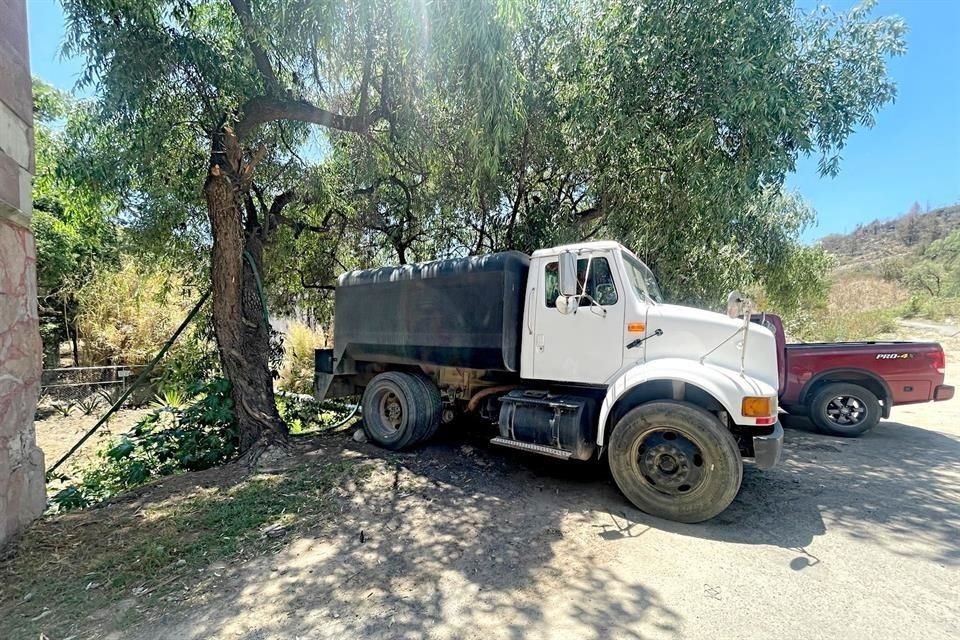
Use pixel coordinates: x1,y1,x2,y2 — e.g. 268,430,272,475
757,315,954,436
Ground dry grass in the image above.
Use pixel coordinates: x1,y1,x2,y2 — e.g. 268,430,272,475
787,272,960,342
827,275,910,311
0,442,366,640
787,274,900,342
74,259,192,366
278,321,328,394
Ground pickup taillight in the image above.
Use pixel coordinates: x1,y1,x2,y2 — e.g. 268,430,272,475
934,348,946,375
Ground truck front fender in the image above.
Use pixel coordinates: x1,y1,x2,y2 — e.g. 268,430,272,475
597,358,776,446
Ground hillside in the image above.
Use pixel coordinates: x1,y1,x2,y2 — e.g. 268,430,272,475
819,203,960,273
795,203,960,341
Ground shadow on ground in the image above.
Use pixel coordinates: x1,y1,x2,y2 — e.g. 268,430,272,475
126,411,960,639
600,414,960,570
129,427,681,640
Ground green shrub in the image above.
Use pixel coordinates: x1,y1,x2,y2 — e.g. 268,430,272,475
50,378,238,511
150,387,196,411
276,393,358,434
153,308,220,391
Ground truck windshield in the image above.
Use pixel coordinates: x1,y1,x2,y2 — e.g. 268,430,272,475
622,252,663,303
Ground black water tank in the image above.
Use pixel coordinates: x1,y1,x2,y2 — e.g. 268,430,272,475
334,251,530,372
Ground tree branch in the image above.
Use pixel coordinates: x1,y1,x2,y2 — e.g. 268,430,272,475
358,16,376,119
236,95,374,140
227,0,281,94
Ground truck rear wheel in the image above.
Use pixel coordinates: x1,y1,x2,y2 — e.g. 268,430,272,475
608,401,742,523
361,372,429,450
808,382,880,437
409,373,443,442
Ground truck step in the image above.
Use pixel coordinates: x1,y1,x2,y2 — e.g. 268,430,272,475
489,437,572,460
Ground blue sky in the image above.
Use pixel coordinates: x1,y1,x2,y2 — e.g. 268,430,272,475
25,0,960,242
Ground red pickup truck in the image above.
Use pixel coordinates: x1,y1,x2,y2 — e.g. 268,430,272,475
755,315,954,436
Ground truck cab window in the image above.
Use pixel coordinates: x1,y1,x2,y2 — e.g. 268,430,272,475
545,257,618,308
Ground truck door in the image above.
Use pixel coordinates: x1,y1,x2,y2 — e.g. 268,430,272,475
531,252,625,384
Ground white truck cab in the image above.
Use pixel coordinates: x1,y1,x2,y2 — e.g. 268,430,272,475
523,241,780,437
316,240,784,523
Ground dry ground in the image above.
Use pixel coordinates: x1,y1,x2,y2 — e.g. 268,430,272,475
34,405,152,476
6,339,960,640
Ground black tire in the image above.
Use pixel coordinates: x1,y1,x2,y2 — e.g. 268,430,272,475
607,401,743,524
808,382,881,437
361,372,424,450
409,372,443,443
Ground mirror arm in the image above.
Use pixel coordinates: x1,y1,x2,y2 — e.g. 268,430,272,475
572,255,594,315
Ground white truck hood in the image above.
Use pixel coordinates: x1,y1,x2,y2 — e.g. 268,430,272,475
644,303,779,391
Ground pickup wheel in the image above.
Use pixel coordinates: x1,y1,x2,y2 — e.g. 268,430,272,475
608,401,742,524
808,382,880,437
361,372,428,450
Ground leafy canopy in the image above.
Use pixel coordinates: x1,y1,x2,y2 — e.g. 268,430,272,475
60,0,906,315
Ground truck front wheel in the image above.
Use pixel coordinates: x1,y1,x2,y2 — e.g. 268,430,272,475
608,401,743,523
361,372,431,450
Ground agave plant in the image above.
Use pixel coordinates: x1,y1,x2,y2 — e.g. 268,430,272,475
97,385,126,409
52,402,74,417
74,395,102,416
150,387,195,412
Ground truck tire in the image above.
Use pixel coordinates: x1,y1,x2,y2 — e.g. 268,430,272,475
361,372,428,450
607,401,742,523
409,373,443,443
808,382,880,437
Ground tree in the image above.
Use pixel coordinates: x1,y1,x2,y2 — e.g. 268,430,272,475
32,79,120,366
62,0,519,455
329,0,904,307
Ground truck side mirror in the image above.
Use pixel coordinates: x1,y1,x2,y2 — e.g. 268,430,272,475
556,295,574,315
558,252,578,297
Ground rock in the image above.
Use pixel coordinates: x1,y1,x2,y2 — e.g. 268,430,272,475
262,524,288,539
352,428,368,443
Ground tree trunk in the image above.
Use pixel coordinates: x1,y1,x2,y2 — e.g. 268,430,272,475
205,131,288,455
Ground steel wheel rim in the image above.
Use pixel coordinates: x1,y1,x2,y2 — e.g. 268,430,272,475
825,395,866,426
634,428,707,496
375,388,404,434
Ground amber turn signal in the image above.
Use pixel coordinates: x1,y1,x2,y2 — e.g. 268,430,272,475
627,322,646,333
741,396,774,417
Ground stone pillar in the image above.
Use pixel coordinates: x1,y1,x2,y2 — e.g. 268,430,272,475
0,0,45,546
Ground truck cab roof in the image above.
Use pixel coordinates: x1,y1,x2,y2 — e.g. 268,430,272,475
530,240,626,258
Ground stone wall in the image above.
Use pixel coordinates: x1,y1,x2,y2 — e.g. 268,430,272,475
0,0,45,546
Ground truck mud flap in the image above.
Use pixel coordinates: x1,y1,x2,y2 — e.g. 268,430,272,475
314,349,335,401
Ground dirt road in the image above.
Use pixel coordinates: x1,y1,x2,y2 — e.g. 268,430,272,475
123,357,960,640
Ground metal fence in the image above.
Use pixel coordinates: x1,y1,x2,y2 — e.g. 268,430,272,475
40,365,143,403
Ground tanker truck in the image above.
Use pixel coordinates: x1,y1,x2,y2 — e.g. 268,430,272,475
314,241,782,522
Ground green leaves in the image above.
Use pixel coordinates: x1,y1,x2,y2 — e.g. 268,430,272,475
107,438,135,461
58,0,904,318
51,378,239,512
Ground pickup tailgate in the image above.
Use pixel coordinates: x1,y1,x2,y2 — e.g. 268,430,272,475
781,341,947,407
